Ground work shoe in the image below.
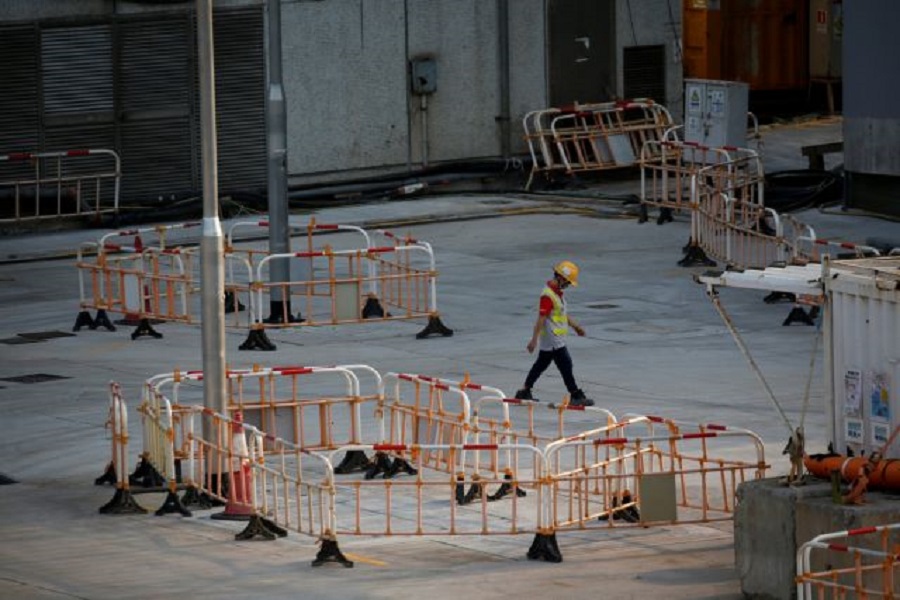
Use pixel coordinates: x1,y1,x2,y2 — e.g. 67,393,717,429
514,388,534,401
569,389,594,407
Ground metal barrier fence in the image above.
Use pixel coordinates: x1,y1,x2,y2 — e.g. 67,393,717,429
74,219,453,346
638,136,890,273
523,99,675,190
0,148,120,223
98,364,769,565
796,524,900,599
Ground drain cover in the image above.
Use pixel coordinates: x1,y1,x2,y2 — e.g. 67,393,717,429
17,331,76,341
0,337,41,345
586,303,620,310
0,373,71,384
0,331,77,345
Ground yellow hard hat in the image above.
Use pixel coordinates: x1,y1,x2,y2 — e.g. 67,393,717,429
554,260,579,286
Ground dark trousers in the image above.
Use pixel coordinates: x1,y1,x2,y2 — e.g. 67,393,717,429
524,346,578,393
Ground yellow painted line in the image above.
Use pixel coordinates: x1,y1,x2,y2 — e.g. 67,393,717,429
342,552,387,567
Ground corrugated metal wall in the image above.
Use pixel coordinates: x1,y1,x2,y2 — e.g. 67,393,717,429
0,7,266,207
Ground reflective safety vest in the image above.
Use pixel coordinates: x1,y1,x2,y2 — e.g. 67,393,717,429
541,286,568,337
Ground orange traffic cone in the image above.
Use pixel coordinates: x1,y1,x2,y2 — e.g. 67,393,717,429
212,411,254,521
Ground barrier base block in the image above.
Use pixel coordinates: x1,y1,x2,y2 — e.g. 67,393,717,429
782,306,817,327
94,461,117,486
155,490,192,517
129,457,165,488
678,244,716,267
224,291,246,313
236,515,288,541
92,309,117,332
527,532,563,563
99,487,148,515
129,318,163,340
73,310,97,332
416,314,454,339
312,539,353,568
637,203,649,224
361,296,386,319
459,481,484,505
657,207,674,225
488,474,527,501
334,450,371,475
180,487,221,509
364,452,393,480
764,291,796,304
385,457,417,478
239,328,277,351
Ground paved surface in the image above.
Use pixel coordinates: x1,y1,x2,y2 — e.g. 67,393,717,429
1,117,898,600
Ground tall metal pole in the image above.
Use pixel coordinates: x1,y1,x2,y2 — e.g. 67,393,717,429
264,0,292,323
197,0,227,417
498,0,511,158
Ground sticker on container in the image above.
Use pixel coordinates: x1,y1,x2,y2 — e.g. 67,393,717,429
869,371,891,422
687,86,702,114
872,422,889,447
845,418,863,443
844,369,861,417
708,89,726,117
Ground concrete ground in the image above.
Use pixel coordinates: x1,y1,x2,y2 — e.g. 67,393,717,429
1,117,898,600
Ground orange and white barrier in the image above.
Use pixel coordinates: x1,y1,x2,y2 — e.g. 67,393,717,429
0,148,120,223
523,99,674,190
104,364,769,565
639,140,740,225
97,382,147,514
545,424,767,530
797,524,900,599
75,220,452,345
793,236,883,264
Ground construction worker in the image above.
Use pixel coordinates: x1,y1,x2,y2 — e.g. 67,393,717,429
515,260,594,407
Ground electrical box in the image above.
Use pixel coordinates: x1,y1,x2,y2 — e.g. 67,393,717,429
684,78,748,149
410,58,437,95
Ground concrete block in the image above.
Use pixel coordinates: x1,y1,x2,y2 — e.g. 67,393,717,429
736,477,900,599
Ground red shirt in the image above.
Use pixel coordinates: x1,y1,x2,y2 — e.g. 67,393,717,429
538,279,563,316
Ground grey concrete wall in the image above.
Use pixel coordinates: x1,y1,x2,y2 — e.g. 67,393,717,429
282,0,551,179
282,0,408,176
5,0,682,180
406,0,500,165
508,0,548,156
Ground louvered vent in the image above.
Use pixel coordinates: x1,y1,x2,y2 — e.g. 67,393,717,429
623,45,666,103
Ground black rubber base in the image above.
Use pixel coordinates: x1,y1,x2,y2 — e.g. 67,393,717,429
129,457,165,488
94,461,117,486
99,488,148,515
312,539,353,568
130,318,163,340
783,306,819,326
155,490,192,517
361,296,386,319
527,532,563,563
334,450,371,475
239,328,277,351
678,244,716,267
74,309,117,332
235,514,288,541
416,315,454,339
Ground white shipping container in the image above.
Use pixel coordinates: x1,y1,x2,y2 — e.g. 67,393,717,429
824,257,900,458
696,256,900,458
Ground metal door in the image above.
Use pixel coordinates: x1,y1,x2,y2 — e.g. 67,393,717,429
547,0,615,107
